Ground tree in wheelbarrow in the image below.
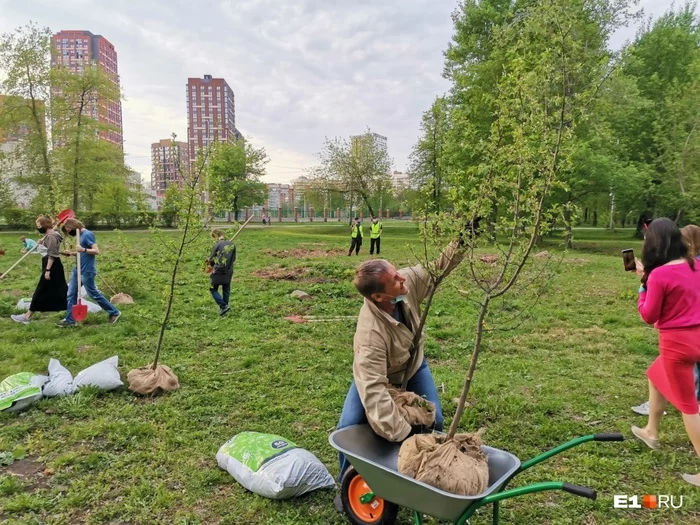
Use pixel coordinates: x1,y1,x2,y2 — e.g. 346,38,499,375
397,0,622,496
127,135,213,395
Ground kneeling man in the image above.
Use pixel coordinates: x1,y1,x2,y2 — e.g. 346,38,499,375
336,239,465,480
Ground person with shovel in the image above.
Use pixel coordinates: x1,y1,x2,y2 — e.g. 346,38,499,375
57,218,121,327
208,229,236,317
334,238,465,491
19,236,37,254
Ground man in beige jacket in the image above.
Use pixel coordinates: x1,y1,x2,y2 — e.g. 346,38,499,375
335,239,465,480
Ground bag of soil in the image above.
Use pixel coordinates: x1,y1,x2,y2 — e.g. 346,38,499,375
216,432,335,499
0,372,46,413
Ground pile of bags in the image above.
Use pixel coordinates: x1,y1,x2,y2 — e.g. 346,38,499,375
0,356,123,413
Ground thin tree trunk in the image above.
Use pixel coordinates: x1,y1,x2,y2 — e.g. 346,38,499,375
563,205,573,249
400,283,439,390
448,296,490,439
25,63,54,211
487,202,497,243
152,173,199,369
72,92,86,211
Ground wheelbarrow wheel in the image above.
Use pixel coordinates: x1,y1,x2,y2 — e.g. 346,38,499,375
340,467,399,525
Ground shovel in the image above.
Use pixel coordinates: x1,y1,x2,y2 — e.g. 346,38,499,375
229,214,255,242
56,208,75,227
0,243,40,279
72,228,88,322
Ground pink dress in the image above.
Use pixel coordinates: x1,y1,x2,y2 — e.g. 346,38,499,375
638,261,700,414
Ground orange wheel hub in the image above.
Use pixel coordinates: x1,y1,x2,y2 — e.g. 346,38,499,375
348,475,384,522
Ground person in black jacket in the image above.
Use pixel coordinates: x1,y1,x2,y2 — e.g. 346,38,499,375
208,229,236,316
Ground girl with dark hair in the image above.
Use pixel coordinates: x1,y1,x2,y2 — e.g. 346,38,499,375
10,216,68,324
630,218,700,486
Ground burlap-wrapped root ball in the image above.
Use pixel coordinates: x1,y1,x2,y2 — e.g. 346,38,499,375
110,293,134,305
127,364,179,395
398,432,489,496
388,388,436,427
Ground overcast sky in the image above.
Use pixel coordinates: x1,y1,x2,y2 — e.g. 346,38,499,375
0,0,687,185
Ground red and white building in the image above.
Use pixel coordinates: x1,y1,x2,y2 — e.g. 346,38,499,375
186,74,241,163
51,30,123,147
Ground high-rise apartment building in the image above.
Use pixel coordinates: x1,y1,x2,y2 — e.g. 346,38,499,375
186,74,241,163
265,183,294,209
351,132,387,153
290,176,311,205
51,30,123,147
151,139,190,199
391,170,410,189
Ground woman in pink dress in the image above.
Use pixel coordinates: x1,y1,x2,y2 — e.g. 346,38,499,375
631,218,700,486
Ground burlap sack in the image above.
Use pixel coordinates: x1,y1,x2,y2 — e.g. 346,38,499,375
388,388,436,428
398,432,489,496
127,364,179,395
110,293,134,305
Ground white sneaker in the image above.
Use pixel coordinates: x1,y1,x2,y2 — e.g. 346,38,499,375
631,401,650,416
10,314,30,325
631,401,666,416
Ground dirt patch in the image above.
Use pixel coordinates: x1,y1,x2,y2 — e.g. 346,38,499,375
3,457,51,492
4,290,25,298
263,248,345,258
77,344,93,353
254,267,310,280
479,255,499,265
254,266,337,284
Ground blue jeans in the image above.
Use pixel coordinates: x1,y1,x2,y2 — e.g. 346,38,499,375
210,283,231,309
65,269,120,323
336,358,443,480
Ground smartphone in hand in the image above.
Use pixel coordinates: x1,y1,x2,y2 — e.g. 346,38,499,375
622,249,636,271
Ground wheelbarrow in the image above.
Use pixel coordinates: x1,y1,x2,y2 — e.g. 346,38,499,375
329,424,624,525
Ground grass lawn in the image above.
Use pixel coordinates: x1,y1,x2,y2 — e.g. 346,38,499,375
0,222,697,524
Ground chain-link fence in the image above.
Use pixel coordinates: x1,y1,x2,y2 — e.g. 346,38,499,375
212,207,414,223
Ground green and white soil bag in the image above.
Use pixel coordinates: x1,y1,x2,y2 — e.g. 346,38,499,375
0,372,47,413
216,432,335,499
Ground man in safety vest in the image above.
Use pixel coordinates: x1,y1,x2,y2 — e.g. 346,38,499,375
348,217,363,256
369,216,382,255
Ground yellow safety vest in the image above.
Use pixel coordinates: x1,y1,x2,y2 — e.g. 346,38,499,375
352,225,363,238
370,222,382,239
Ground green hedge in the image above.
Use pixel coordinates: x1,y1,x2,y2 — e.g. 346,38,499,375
1,208,164,230
3,208,36,229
